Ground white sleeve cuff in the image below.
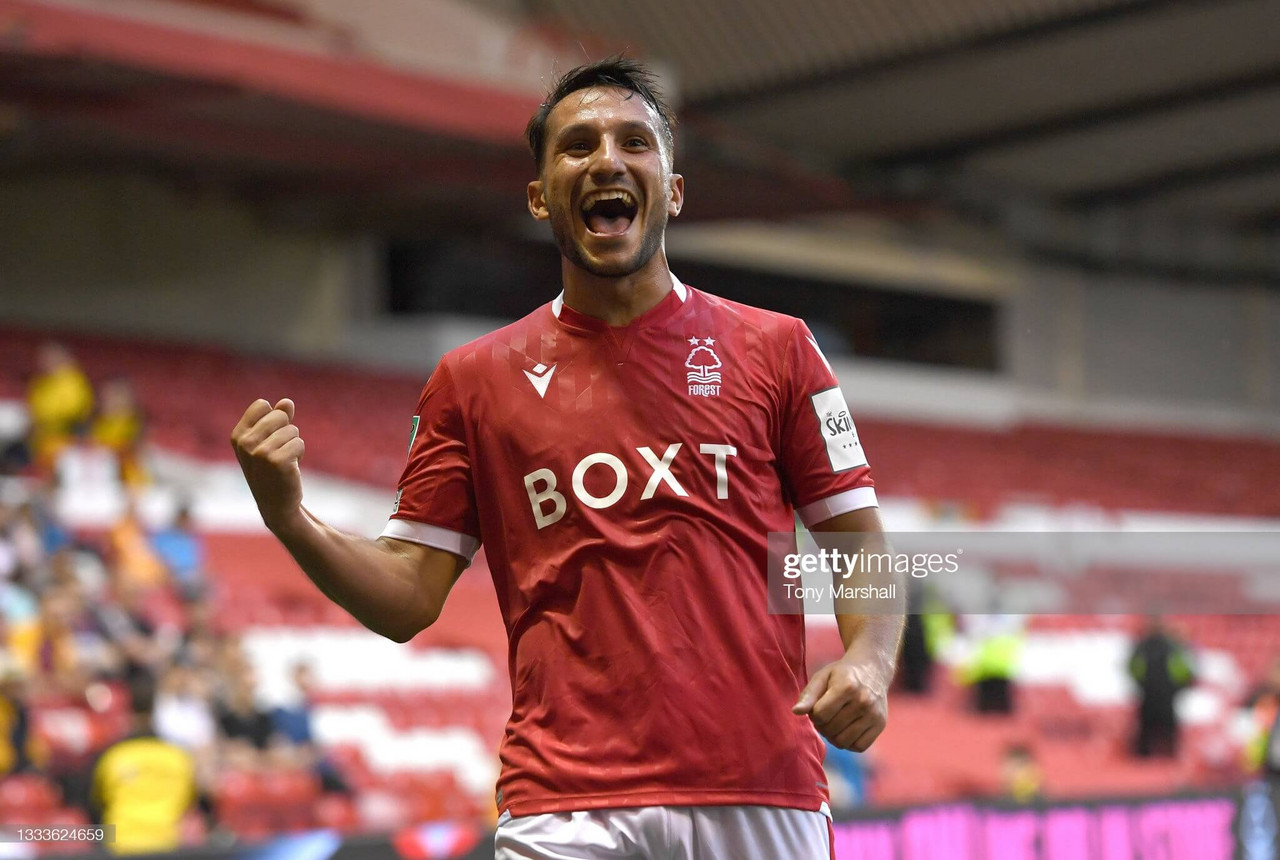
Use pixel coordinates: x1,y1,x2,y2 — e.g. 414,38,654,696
796,486,879,527
381,519,481,561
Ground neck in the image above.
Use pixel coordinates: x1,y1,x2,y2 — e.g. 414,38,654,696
560,248,674,327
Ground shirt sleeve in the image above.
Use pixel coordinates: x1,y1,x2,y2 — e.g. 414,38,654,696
778,320,877,527
381,359,482,562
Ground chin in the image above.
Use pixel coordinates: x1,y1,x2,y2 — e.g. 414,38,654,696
566,228,665,280
578,250,647,278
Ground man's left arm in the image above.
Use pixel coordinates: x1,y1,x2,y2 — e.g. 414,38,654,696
792,505,904,751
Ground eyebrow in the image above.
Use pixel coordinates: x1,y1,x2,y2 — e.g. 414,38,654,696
554,120,658,143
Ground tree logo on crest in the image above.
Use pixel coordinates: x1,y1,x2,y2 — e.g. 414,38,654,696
685,337,723,397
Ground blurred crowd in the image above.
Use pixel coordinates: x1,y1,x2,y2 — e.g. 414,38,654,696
1,343,343,853
821,586,1280,812
7,340,1280,847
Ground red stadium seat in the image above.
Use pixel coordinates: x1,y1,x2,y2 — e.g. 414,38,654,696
180,811,210,846
314,794,359,832
260,768,320,808
213,770,266,813
0,775,61,814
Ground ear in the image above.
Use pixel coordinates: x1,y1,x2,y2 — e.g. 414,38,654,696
527,180,549,221
667,173,684,218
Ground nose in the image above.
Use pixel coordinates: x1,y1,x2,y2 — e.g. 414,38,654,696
589,136,625,178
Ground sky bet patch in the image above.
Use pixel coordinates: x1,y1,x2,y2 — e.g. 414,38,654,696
810,386,866,473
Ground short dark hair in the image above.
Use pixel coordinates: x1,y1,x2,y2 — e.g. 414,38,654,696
526,56,676,173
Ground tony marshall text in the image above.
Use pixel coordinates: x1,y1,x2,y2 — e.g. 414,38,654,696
782,582,898,601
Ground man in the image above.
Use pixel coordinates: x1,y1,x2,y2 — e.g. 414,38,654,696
1128,615,1194,758
91,680,197,854
269,661,349,793
0,652,39,776
150,503,206,601
26,343,94,469
231,57,902,858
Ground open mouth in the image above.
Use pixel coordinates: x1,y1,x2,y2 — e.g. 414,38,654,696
580,189,639,237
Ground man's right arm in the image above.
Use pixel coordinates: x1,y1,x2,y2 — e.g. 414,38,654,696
231,398,463,643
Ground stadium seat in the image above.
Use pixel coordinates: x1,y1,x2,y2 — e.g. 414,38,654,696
213,770,267,813
259,768,320,809
314,794,360,832
7,328,1278,518
0,775,61,814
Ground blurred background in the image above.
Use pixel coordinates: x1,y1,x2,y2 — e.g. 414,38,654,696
2,0,1280,857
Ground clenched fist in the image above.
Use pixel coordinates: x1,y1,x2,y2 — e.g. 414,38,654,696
230,398,305,533
792,657,889,751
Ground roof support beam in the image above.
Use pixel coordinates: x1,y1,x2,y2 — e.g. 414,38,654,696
686,0,1212,114
877,65,1280,166
1068,150,1280,206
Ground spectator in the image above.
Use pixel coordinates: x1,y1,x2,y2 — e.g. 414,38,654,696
59,580,121,682
26,343,94,469
268,662,314,747
106,498,167,592
1128,615,1195,758
91,379,148,488
54,424,122,517
0,503,20,584
1001,743,1042,803
44,545,107,602
2,584,40,679
898,584,954,695
90,680,197,854
898,612,931,695
0,400,30,475
964,613,1025,715
271,661,348,794
150,504,206,602
175,630,217,677
1,501,46,582
1241,657,1280,776
0,504,40,634
0,571,38,631
212,634,249,688
216,665,273,759
0,650,42,776
153,666,217,758
21,586,86,694
25,484,72,559
95,581,177,703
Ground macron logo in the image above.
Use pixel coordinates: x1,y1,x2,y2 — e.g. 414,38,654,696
523,363,556,398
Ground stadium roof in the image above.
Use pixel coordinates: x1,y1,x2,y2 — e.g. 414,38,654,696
0,0,860,228
2,0,1278,276
538,0,1280,228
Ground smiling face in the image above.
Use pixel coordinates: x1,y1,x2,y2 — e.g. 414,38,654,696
528,86,683,278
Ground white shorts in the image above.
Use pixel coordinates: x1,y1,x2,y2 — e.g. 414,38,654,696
494,804,834,860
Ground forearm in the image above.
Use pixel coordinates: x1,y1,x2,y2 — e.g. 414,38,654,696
793,513,901,751
836,612,903,679
833,531,904,678
811,509,905,681
271,507,442,642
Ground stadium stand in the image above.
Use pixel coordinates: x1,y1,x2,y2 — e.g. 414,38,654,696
2,325,1278,849
3,327,1278,518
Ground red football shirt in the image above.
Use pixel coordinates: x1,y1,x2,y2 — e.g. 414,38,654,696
384,277,877,816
